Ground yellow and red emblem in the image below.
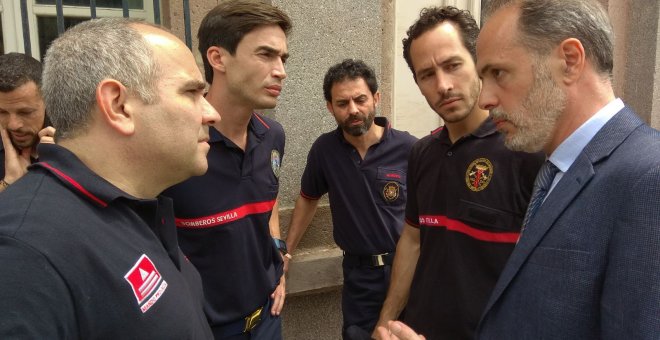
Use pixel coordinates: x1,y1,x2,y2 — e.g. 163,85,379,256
465,158,493,192
383,181,400,202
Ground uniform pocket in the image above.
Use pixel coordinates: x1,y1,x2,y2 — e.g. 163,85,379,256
376,168,406,205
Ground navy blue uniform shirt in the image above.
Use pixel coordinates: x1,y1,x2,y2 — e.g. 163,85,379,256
402,118,544,339
301,117,418,254
0,143,211,339
163,113,284,326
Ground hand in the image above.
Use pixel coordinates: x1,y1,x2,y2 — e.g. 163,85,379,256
38,126,56,144
270,274,286,316
374,321,425,340
1,128,32,184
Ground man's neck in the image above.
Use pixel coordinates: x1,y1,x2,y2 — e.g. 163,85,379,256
445,108,489,143
205,86,254,150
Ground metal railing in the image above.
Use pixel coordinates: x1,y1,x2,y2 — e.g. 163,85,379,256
18,0,193,57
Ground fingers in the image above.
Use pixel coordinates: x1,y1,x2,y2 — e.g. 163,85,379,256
270,276,286,316
38,126,56,144
0,128,14,154
387,321,425,340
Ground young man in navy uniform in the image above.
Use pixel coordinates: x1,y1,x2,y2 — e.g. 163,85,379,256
285,59,417,339
162,1,292,339
374,6,543,339
0,18,220,338
0,53,54,192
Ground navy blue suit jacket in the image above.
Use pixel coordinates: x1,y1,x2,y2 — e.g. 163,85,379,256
477,107,660,339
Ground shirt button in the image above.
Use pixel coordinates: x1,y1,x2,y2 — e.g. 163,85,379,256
447,151,453,156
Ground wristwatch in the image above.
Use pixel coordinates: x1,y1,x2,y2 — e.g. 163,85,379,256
273,238,292,259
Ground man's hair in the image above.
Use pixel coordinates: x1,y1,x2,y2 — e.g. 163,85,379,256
402,6,479,81
0,53,42,92
41,18,160,139
323,59,379,102
198,0,292,83
485,0,614,76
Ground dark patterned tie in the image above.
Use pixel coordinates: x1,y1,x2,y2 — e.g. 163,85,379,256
521,161,560,231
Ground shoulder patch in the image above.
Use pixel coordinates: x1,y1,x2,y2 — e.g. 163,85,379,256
271,149,281,178
465,158,493,192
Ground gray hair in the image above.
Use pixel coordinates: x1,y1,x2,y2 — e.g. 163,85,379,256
484,0,614,76
42,18,160,139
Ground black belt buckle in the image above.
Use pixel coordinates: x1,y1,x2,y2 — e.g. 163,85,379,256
243,306,263,332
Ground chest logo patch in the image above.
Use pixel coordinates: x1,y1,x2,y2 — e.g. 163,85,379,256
465,158,493,192
271,149,281,178
124,254,168,313
383,181,400,202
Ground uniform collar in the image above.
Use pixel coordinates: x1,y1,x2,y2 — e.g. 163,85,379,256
209,112,271,144
31,143,146,208
435,117,497,142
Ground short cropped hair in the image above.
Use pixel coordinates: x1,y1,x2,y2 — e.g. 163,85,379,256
402,6,480,81
484,0,613,76
0,53,42,92
41,18,160,139
323,59,379,102
198,0,292,83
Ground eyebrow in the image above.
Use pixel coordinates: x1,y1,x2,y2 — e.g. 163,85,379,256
182,79,207,91
256,45,290,61
415,55,464,76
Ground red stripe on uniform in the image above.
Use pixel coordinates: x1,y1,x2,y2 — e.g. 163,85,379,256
175,200,276,228
252,113,270,129
419,214,519,243
39,162,108,207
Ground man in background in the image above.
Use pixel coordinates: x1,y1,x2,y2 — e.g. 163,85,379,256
285,59,417,339
0,53,54,192
162,1,292,338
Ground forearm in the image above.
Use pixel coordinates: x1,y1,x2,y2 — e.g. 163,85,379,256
285,195,319,254
378,223,420,323
268,200,281,238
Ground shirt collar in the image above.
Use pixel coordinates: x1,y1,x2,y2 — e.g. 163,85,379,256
435,117,498,142
209,112,271,143
549,98,624,172
31,143,145,207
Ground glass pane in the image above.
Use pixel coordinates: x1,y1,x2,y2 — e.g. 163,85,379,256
35,0,144,10
37,16,87,60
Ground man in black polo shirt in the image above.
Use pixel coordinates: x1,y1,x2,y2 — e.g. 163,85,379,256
374,7,543,339
285,59,417,339
0,18,220,338
162,1,291,339
0,53,54,192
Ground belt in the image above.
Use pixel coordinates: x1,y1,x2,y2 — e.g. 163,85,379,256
211,305,264,338
343,252,394,267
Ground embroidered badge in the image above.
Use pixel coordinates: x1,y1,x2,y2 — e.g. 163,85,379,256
383,181,400,202
271,150,281,178
465,158,493,192
124,254,168,313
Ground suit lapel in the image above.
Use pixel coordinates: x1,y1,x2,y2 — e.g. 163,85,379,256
479,107,645,325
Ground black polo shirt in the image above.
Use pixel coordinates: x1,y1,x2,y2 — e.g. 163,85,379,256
0,144,211,339
301,117,417,254
402,118,544,339
162,113,284,326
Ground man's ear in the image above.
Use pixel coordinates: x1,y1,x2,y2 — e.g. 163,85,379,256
326,101,334,115
373,91,381,107
207,46,229,74
557,38,585,85
96,79,135,136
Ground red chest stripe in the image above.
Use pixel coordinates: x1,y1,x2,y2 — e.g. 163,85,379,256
175,199,276,229
418,214,519,243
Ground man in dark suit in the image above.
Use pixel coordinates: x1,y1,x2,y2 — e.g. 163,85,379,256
375,0,659,339
474,0,660,338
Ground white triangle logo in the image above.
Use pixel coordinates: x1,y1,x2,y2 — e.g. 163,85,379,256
140,268,149,281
